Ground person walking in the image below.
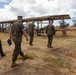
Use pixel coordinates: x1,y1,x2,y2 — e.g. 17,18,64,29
28,21,35,46
46,19,55,48
9,16,28,67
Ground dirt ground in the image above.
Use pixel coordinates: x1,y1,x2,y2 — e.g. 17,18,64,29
0,30,76,75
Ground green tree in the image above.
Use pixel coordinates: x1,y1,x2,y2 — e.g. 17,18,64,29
59,21,69,28
72,17,76,26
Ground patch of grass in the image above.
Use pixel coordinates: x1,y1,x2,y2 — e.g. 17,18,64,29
25,53,35,59
42,56,55,62
3,64,7,67
42,56,71,69
53,58,71,69
65,62,71,69
18,53,35,59
54,58,65,67
35,65,40,70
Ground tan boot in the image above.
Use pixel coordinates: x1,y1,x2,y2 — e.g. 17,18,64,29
11,61,19,67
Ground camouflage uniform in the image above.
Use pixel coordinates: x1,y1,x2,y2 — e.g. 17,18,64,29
46,24,55,47
11,22,25,61
28,23,35,45
0,40,6,57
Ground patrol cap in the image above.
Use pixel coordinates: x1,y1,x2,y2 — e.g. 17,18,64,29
17,16,24,22
18,16,23,19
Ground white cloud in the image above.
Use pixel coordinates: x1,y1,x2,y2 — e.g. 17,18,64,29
0,0,76,21
0,0,8,2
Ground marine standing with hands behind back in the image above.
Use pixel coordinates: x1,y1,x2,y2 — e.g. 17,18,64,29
9,16,28,67
46,19,55,48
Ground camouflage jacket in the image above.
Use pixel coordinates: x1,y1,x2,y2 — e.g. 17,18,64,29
46,24,55,35
28,23,35,33
11,22,25,42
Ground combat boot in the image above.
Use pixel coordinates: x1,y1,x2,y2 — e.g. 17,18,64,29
29,43,33,46
22,55,26,60
1,53,6,57
49,45,53,48
47,44,49,47
11,61,19,67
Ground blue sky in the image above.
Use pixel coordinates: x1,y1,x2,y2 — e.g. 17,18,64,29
0,0,76,26
0,0,12,8
0,2,7,8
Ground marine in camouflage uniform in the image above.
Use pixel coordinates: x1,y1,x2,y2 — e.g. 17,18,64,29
0,33,6,57
0,40,6,57
46,19,55,48
28,21,35,46
10,16,28,67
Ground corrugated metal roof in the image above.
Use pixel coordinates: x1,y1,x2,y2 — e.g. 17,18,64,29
0,14,71,23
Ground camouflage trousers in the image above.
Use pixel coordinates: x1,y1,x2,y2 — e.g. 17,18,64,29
0,40,4,55
29,33,34,44
12,40,24,61
47,35,53,47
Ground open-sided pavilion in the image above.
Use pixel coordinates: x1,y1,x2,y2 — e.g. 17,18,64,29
0,14,71,35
